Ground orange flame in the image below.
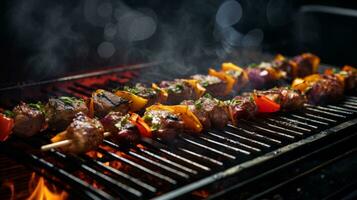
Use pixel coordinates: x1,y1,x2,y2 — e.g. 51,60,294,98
27,173,68,200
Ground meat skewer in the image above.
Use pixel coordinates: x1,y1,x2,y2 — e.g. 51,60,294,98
40,87,305,153
1,53,353,148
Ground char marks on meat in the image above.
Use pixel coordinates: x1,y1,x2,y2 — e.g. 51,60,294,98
101,112,140,145
159,79,197,105
143,109,184,140
63,112,104,154
12,102,46,137
124,83,161,107
46,97,88,131
255,87,307,111
182,96,229,129
228,96,257,125
92,90,130,118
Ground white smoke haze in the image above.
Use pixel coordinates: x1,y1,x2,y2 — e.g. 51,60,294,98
8,0,291,81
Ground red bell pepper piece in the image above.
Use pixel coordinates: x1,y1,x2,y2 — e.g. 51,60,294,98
254,95,281,113
129,113,152,138
0,113,14,141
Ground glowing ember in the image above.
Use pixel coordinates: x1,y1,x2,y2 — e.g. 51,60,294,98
136,144,145,149
27,173,68,200
192,190,210,198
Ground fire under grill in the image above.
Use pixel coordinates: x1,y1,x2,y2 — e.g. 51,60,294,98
1,62,357,200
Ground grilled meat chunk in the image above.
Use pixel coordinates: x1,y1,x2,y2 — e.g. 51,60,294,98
292,53,320,78
182,96,229,129
91,90,130,118
101,112,140,145
292,74,344,104
228,96,257,125
246,62,286,89
124,83,162,107
12,102,46,137
190,74,226,96
159,79,198,104
255,87,307,111
325,66,357,91
46,97,88,131
143,109,184,140
62,112,104,154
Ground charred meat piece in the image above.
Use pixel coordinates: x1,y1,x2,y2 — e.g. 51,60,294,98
124,83,162,107
292,53,320,78
190,74,226,96
292,74,344,104
325,66,357,91
182,96,229,129
143,109,184,140
255,87,307,111
308,75,344,104
91,90,130,118
46,97,88,131
246,62,286,89
61,112,104,154
101,112,140,145
12,102,46,137
228,96,257,125
159,79,197,104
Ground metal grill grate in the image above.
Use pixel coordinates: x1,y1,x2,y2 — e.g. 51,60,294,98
0,64,356,200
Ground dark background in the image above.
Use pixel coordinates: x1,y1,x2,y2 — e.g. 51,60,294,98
1,0,357,87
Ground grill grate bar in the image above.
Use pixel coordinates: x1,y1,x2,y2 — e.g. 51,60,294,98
327,105,356,113
93,159,157,193
222,130,271,148
279,116,319,129
346,95,357,100
306,107,347,118
160,149,214,170
339,104,357,111
30,153,116,200
264,123,304,136
80,165,142,198
242,120,295,139
344,100,357,105
180,136,236,159
227,124,282,144
290,114,329,126
207,131,262,152
128,151,190,179
52,150,143,198
138,148,198,175
199,136,251,155
98,147,177,184
307,105,354,115
266,118,312,132
304,113,337,123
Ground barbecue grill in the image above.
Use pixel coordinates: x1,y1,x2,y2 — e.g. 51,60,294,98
0,61,356,199
1,1,357,199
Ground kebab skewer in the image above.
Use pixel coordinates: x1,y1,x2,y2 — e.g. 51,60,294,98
38,63,356,153
0,53,354,149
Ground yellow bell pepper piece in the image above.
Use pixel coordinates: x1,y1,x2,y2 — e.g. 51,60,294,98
115,91,148,112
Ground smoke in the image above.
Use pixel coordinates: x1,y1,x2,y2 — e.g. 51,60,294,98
7,0,286,82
